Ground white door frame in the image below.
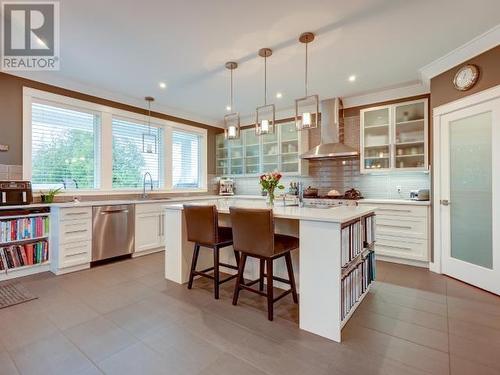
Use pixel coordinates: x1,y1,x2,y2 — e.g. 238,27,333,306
431,84,500,277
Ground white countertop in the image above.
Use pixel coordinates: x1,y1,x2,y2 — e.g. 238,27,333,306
164,198,376,224
359,198,431,206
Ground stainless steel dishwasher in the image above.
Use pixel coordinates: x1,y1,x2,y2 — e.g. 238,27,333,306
92,205,135,261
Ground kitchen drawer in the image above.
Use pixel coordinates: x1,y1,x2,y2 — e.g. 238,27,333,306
135,203,163,214
375,234,428,261
59,219,91,243
60,207,92,221
376,216,427,239
60,241,91,268
373,204,427,218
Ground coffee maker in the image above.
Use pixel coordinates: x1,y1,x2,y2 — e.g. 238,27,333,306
219,178,235,196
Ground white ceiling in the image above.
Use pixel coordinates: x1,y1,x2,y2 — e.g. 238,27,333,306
15,0,500,125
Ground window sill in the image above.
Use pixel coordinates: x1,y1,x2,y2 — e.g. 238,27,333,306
33,188,208,196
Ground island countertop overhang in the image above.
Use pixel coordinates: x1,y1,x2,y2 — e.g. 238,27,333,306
163,199,376,224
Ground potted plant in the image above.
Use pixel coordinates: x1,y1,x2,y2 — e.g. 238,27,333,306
259,172,284,206
40,188,62,203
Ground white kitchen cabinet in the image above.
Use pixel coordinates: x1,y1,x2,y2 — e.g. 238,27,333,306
358,201,430,266
360,98,428,173
216,121,308,177
134,203,164,256
50,207,92,275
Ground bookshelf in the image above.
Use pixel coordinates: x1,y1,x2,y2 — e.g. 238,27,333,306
0,207,51,281
340,213,376,325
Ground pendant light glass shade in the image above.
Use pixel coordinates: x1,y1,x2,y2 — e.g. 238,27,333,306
142,96,157,154
295,32,320,131
224,61,240,140
255,48,275,136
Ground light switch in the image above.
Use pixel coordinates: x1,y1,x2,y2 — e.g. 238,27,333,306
0,144,9,152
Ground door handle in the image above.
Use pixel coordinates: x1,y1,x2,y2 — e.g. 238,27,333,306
101,209,128,214
440,200,450,206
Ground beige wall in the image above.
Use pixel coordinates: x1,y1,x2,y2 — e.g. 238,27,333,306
0,72,222,173
430,45,500,109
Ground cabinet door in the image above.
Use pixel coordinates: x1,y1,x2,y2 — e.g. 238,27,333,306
361,106,391,172
280,122,300,173
229,137,244,175
394,100,428,170
216,133,230,176
262,130,279,173
244,129,261,174
135,212,162,252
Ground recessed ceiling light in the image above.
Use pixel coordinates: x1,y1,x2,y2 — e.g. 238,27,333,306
276,92,283,99
348,75,356,82
226,105,231,111
159,82,167,89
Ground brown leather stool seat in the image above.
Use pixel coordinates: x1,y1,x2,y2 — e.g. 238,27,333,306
229,207,298,321
184,204,240,299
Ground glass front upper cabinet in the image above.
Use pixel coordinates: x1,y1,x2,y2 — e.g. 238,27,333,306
262,130,279,173
360,98,428,173
280,122,300,173
244,129,261,174
215,133,229,176
229,136,244,175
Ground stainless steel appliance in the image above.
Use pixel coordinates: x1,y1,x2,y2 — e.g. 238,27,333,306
301,187,362,208
0,181,33,206
92,205,135,261
410,189,430,201
219,178,235,196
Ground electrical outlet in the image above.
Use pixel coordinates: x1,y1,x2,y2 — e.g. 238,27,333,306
396,185,402,194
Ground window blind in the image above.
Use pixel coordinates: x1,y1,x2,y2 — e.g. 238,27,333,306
31,102,99,189
172,130,201,188
112,117,163,189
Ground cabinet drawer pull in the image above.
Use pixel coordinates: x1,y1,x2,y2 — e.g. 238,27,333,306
64,229,88,234
378,208,411,213
66,212,88,216
378,243,412,251
378,224,412,229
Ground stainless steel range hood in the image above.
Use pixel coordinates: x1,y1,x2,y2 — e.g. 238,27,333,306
300,98,359,160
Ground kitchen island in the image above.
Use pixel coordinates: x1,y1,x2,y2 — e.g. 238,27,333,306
164,197,376,342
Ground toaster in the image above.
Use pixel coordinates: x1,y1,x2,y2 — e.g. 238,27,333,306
410,189,430,201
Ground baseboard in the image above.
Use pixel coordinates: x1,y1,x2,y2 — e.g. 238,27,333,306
53,263,90,275
132,248,164,257
377,255,429,268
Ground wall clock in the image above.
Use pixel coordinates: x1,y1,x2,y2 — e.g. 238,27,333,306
453,64,479,91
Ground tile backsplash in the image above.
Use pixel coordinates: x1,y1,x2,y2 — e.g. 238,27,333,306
0,164,22,180
229,115,430,199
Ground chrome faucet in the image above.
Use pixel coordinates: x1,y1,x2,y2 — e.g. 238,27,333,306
297,181,304,207
142,172,153,199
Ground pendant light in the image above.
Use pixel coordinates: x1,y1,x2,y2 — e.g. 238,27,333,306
142,96,157,154
295,32,319,131
255,48,275,136
224,61,240,140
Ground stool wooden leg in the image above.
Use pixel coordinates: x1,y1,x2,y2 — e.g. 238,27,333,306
285,252,298,303
232,253,247,305
259,259,265,291
233,250,240,267
214,246,220,299
188,243,200,289
266,258,274,321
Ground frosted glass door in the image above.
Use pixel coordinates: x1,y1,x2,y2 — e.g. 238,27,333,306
439,95,500,295
449,112,492,268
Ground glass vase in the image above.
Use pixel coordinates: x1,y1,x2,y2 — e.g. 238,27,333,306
266,189,275,207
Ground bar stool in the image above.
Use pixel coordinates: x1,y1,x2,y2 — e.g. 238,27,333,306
184,204,240,299
229,207,298,321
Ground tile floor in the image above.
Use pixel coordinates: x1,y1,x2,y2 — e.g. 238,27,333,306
0,253,498,375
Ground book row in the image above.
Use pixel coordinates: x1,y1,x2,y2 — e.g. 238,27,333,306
341,251,376,321
0,216,50,243
365,215,376,246
0,241,49,270
341,220,363,267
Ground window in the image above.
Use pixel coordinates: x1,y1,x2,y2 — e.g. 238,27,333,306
112,117,163,189
25,88,207,192
172,130,201,188
31,102,100,189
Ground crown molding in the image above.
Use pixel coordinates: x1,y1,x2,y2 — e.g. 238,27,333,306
419,24,500,90
341,81,428,109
